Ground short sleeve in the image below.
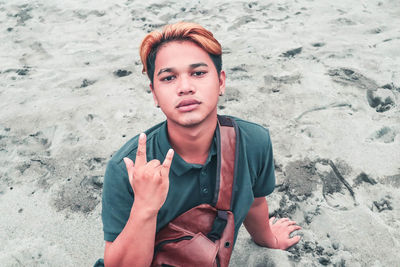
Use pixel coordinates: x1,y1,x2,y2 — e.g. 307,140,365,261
252,129,276,198
101,158,134,242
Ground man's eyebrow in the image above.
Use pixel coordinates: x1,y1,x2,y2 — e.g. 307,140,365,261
157,67,175,76
189,62,208,68
156,63,209,76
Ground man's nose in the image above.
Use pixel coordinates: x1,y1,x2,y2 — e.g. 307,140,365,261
177,75,195,96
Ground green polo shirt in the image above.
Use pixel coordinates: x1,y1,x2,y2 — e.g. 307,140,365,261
102,116,275,246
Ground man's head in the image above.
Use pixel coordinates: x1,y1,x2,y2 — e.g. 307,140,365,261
138,22,226,128
139,22,222,84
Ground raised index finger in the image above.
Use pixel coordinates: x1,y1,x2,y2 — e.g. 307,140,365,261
135,133,147,166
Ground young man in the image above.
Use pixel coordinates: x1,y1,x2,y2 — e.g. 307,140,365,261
101,22,301,266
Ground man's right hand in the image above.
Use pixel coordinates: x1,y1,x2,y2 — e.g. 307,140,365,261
123,133,174,216
105,134,173,267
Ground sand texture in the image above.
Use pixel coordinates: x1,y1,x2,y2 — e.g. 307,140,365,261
1,0,399,266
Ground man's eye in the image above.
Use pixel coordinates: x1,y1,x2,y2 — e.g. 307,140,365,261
161,76,175,81
193,71,206,76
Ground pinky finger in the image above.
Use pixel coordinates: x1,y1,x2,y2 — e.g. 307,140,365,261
161,149,174,177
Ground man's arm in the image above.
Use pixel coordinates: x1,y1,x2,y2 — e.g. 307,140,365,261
104,202,158,267
104,133,174,267
243,197,301,250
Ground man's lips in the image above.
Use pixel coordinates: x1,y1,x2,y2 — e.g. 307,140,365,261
176,99,201,112
176,99,201,108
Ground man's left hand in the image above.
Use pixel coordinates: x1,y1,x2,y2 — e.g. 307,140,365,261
268,217,302,250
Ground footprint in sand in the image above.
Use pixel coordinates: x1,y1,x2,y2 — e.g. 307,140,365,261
11,4,33,25
0,127,58,192
53,183,100,214
228,16,257,31
228,65,251,81
79,78,96,88
85,157,106,170
328,68,398,112
367,126,398,143
366,26,386,34
288,239,341,266
371,196,393,212
366,88,396,112
353,172,377,186
382,174,400,188
279,158,357,214
52,171,103,214
311,42,325,47
315,159,356,210
73,9,105,19
113,69,132,78
14,127,56,158
327,68,378,90
281,47,302,58
280,158,320,202
27,131,52,150
263,73,302,93
332,17,356,26
272,159,320,218
51,155,106,214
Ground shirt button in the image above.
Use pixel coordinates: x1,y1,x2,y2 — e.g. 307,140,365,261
201,171,206,176
202,187,208,194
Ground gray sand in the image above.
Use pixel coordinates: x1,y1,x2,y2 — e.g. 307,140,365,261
1,0,399,266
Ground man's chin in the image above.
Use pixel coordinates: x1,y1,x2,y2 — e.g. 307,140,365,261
177,118,204,128
169,114,207,128
166,109,218,128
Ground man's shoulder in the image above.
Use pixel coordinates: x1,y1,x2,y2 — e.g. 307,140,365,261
227,116,273,158
228,116,271,138
109,121,166,165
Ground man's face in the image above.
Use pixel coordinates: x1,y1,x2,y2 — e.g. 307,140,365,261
150,41,225,128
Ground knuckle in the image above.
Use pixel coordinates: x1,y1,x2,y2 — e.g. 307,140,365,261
144,168,153,178
163,159,171,167
155,176,163,184
152,159,161,165
162,164,169,170
132,169,143,180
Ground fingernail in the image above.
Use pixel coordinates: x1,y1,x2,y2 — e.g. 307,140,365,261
140,133,144,139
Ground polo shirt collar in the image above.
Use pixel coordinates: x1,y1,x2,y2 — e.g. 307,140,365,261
157,121,217,176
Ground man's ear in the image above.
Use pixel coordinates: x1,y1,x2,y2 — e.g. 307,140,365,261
219,70,226,95
150,83,159,107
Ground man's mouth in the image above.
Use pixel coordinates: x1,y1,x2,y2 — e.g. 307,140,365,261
176,99,201,111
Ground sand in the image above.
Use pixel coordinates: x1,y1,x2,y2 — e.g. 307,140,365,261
1,0,399,266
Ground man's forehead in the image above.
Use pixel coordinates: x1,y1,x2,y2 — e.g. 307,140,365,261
156,41,210,60
155,43,211,68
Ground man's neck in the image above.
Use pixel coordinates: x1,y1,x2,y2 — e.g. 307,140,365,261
167,116,218,165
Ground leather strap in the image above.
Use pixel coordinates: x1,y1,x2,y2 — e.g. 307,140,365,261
214,115,238,211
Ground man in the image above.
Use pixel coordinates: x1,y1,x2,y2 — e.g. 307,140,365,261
101,22,301,266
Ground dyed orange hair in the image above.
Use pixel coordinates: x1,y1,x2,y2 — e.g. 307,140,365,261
139,22,222,83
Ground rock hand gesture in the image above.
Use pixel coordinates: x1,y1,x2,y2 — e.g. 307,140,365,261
123,133,174,216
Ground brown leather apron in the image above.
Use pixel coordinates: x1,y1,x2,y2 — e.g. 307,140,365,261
151,115,239,267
